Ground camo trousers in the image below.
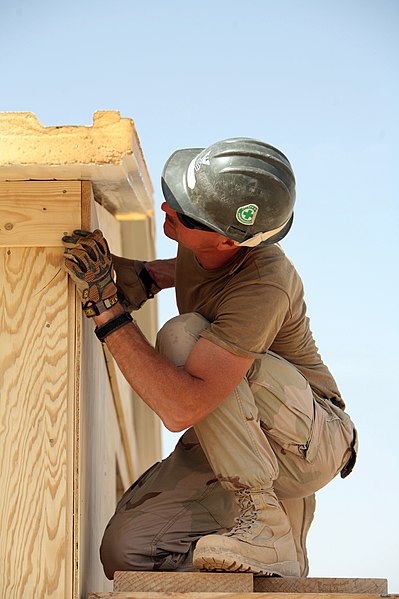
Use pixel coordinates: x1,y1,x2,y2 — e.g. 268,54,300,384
100,313,357,578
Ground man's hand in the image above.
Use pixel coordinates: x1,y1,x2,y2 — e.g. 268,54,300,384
62,229,117,306
112,255,161,311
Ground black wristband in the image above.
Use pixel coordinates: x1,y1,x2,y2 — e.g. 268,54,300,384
94,312,133,342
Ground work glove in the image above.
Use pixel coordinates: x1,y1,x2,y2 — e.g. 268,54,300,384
112,255,161,312
62,229,118,317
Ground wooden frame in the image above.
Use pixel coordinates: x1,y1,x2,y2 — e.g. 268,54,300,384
0,180,161,598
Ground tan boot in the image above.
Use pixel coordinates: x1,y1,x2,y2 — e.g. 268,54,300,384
280,494,316,576
193,489,300,576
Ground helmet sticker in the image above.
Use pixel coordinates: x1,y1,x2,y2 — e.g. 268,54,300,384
236,204,259,226
195,151,210,171
187,151,211,190
187,157,197,189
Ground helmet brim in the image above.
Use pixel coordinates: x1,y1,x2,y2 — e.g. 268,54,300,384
161,147,204,214
260,213,294,247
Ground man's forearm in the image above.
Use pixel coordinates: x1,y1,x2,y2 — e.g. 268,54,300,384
93,303,209,432
145,258,176,289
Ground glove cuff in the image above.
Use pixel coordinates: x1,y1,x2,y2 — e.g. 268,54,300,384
83,293,119,318
139,266,161,298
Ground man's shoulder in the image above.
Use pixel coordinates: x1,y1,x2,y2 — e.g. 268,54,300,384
239,243,299,283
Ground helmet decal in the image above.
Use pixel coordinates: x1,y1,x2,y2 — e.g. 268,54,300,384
186,157,197,190
195,151,210,171
186,151,211,190
236,204,259,226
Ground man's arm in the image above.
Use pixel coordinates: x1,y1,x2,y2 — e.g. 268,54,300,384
94,303,253,432
145,258,176,289
111,256,176,311
62,229,253,431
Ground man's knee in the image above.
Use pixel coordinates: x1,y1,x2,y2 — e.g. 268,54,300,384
156,312,210,366
100,516,153,579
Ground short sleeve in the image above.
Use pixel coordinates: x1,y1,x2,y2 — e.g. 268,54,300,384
199,282,290,359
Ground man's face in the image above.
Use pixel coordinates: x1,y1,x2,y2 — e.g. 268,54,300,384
161,202,223,252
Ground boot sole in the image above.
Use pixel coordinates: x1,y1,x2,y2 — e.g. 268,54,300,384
193,546,300,577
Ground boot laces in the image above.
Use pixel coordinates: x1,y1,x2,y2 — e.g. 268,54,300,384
226,489,259,536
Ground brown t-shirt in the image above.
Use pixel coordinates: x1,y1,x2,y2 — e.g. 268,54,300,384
175,243,344,409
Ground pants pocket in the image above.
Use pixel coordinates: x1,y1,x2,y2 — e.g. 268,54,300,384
313,395,358,477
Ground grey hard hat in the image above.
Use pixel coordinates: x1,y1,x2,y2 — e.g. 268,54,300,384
161,137,296,246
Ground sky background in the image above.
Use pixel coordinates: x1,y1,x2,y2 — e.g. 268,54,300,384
1,0,398,590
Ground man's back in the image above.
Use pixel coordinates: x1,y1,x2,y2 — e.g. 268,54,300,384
176,243,344,408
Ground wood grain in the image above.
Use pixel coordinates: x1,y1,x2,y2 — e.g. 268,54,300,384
0,246,72,597
0,180,81,246
254,576,388,594
103,345,136,483
114,571,253,593
88,593,399,599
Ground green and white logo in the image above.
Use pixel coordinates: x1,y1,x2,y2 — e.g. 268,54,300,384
236,204,259,226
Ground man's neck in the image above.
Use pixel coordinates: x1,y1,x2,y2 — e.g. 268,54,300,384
193,245,243,270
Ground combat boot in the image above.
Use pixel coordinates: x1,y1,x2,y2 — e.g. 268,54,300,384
193,488,300,576
280,494,316,576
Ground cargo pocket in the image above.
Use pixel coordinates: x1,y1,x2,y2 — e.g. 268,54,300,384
341,427,358,478
299,399,323,464
313,394,358,477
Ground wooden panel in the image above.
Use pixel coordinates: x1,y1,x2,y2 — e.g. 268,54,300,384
0,246,72,598
104,345,137,483
254,576,388,594
114,571,253,593
0,180,81,246
121,218,161,472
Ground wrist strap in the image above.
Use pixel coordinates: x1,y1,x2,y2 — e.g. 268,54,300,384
94,312,133,342
83,293,119,318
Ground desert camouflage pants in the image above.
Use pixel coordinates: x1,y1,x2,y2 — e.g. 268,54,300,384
100,313,357,578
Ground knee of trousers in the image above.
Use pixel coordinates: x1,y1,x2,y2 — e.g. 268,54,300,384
156,312,211,366
100,516,154,579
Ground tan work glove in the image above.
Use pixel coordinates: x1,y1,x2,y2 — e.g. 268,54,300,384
112,255,161,312
62,229,119,316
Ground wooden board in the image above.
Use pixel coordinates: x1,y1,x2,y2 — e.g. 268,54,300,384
0,180,81,246
254,577,388,594
114,571,253,593
0,246,72,597
88,593,399,599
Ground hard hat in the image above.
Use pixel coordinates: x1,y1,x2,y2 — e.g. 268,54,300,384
161,137,296,247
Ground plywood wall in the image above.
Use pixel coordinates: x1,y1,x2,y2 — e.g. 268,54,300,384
0,181,81,598
0,181,161,599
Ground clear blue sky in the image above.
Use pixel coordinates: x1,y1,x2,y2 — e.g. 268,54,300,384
2,0,398,590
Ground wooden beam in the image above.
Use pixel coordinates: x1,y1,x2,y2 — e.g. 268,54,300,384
88,593,399,599
254,577,388,594
113,571,253,593
0,181,81,246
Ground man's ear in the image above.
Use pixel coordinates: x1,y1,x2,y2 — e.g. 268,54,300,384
216,237,237,251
